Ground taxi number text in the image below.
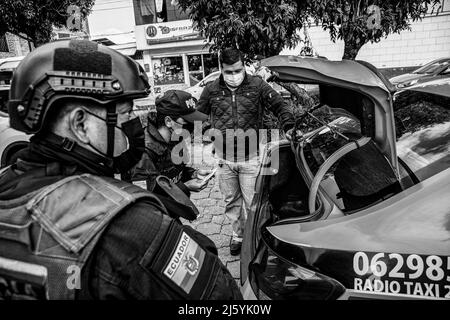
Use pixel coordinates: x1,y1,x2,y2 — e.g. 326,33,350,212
352,252,450,299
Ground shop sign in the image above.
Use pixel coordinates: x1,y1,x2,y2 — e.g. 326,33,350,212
144,19,200,43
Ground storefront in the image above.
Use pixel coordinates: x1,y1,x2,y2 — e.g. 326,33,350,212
135,19,219,104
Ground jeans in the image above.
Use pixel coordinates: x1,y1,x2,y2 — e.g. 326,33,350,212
217,157,260,241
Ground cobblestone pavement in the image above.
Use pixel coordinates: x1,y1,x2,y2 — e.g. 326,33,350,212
182,177,241,281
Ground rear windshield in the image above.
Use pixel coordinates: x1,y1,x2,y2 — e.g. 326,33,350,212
303,106,400,213
395,94,450,182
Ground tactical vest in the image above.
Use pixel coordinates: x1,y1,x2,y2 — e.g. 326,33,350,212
0,173,166,300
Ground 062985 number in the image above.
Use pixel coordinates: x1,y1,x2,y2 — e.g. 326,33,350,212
353,252,449,282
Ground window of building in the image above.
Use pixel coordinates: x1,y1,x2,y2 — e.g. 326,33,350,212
58,33,71,39
165,0,189,22
133,0,189,25
0,35,9,53
188,54,203,86
203,53,220,76
153,56,184,85
187,53,219,86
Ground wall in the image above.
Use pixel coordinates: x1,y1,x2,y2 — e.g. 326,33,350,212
282,1,450,69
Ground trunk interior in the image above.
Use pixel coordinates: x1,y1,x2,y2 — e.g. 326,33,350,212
261,143,312,221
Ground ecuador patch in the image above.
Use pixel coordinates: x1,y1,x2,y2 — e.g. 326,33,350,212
163,232,205,294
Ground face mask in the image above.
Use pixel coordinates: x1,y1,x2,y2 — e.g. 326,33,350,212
112,117,145,173
87,111,145,174
223,71,245,88
170,119,185,136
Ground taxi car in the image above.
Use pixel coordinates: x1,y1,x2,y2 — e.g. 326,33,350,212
240,56,450,300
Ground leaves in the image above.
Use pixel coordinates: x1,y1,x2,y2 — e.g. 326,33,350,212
0,0,94,46
177,0,307,59
178,0,441,60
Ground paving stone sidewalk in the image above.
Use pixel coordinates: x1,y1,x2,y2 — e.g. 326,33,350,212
182,177,241,281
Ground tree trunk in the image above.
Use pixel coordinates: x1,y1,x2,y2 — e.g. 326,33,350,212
342,40,364,60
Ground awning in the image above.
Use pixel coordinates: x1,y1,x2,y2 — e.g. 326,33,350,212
116,47,137,56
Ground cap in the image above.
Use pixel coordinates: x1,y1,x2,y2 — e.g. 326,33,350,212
155,89,208,123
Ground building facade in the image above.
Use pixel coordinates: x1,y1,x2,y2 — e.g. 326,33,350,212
0,33,32,59
133,0,219,105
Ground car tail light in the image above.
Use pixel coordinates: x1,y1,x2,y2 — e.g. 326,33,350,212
248,228,345,300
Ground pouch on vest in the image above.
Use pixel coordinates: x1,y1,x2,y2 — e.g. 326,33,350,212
155,175,199,221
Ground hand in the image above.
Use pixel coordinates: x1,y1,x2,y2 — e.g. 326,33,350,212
285,128,293,141
195,169,213,179
185,178,209,192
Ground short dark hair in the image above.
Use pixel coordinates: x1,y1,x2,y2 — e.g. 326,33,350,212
219,48,244,67
155,112,171,128
44,98,103,133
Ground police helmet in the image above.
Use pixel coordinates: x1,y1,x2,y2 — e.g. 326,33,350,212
8,40,150,134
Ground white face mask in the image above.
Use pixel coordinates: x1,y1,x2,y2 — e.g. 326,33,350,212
223,71,245,88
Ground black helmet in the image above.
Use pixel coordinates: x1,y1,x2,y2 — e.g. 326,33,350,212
8,39,150,134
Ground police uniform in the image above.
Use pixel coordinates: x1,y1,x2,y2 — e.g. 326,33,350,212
0,40,242,300
129,90,208,196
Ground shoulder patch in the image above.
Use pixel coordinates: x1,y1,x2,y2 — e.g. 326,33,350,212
163,231,205,294
140,222,221,299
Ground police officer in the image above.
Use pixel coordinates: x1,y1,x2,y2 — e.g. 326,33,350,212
130,90,211,196
0,40,242,300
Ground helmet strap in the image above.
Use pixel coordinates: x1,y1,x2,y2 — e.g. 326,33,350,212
106,103,118,158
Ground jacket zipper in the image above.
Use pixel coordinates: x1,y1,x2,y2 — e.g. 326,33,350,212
231,91,237,129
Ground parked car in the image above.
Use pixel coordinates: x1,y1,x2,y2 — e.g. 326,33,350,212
185,71,221,100
0,57,24,112
390,57,450,89
0,56,24,72
0,110,30,168
0,56,30,168
240,55,450,300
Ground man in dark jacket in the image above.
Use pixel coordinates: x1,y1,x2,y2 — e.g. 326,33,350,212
197,48,294,255
0,40,242,300
130,90,212,196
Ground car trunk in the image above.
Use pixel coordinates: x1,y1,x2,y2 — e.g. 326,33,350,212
241,56,401,288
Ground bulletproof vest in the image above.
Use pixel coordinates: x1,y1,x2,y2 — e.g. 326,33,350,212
0,173,165,300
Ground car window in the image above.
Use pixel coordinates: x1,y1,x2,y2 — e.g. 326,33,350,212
395,97,450,182
415,60,450,74
302,106,400,213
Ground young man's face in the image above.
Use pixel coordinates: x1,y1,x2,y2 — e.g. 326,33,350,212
166,116,188,135
221,60,245,76
221,60,245,88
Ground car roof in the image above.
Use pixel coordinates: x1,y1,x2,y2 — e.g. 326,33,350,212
262,55,391,93
420,57,450,65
